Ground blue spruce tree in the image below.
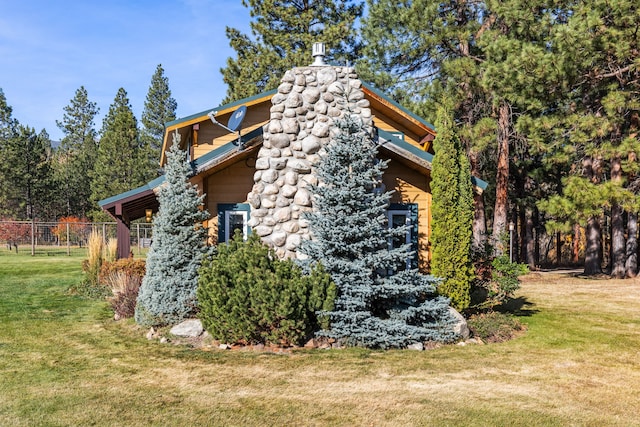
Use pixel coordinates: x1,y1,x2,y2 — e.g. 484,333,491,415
300,115,457,348
135,131,210,327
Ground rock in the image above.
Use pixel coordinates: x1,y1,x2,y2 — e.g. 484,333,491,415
146,327,156,340
301,135,321,154
293,188,312,206
160,337,168,344
449,306,470,340
311,122,330,138
284,92,303,108
219,343,231,350
278,82,293,94
289,159,312,174
317,68,337,85
270,133,291,149
407,342,424,351
271,230,287,247
170,319,204,337
282,118,300,134
302,87,321,104
281,184,298,198
268,119,283,133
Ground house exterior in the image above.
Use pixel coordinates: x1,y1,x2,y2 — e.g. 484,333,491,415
100,53,487,270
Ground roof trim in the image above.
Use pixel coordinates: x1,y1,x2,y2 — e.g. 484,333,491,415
164,89,278,129
98,175,166,208
378,128,489,191
361,81,436,133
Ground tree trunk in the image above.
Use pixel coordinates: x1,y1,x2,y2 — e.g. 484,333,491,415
584,216,603,275
492,100,510,255
469,150,487,251
572,224,581,265
523,206,535,269
625,212,638,277
610,156,626,277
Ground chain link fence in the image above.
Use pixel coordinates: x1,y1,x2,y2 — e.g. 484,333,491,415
0,221,153,257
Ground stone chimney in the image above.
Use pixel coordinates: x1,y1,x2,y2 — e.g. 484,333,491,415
247,59,374,259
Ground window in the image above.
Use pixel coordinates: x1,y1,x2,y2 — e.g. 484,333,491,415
387,203,418,269
217,203,250,243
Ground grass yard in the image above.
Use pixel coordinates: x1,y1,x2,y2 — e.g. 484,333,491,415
1,255,640,426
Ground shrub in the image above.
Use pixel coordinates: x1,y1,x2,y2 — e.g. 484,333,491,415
78,230,108,297
104,238,118,263
467,311,526,343
105,271,143,319
197,232,336,347
99,258,146,285
99,259,145,319
471,252,529,310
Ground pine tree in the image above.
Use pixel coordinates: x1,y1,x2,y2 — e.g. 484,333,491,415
135,131,210,327
90,88,146,218
359,0,498,251
221,0,363,102
300,115,457,349
0,125,54,220
141,64,177,176
430,103,474,311
0,88,18,217
54,86,99,217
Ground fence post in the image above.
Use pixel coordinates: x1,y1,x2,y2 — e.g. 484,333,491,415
31,218,35,256
136,223,140,256
66,222,71,256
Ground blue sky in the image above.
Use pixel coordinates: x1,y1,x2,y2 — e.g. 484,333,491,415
0,0,252,141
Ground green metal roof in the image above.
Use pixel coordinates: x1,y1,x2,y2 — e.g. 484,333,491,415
98,175,166,208
361,81,436,131
378,128,488,191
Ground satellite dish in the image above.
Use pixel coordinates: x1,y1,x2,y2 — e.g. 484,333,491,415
228,105,247,132
208,105,248,149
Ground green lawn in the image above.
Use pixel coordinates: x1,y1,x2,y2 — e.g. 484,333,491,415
1,255,639,426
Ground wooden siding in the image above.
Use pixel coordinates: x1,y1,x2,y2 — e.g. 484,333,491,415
371,108,424,149
201,160,256,244
383,159,432,271
193,103,271,160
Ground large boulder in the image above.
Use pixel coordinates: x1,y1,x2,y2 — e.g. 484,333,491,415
170,319,204,338
448,307,470,340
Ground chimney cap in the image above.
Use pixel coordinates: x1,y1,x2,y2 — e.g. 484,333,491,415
310,42,326,66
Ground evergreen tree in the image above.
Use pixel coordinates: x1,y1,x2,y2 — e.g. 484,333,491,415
359,0,500,251
54,86,99,217
90,88,146,219
141,64,177,176
300,115,457,349
221,0,363,102
135,131,210,327
0,88,18,216
430,103,474,311
0,125,54,220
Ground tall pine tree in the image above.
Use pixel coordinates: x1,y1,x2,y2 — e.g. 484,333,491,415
0,88,18,217
300,115,457,349
141,64,177,176
54,86,99,218
91,88,146,219
0,125,54,221
135,131,209,327
221,0,363,102
430,103,474,311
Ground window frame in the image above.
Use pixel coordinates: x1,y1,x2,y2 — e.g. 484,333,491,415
217,203,251,243
387,203,419,269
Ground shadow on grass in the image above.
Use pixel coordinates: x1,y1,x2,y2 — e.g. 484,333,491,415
497,296,539,317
